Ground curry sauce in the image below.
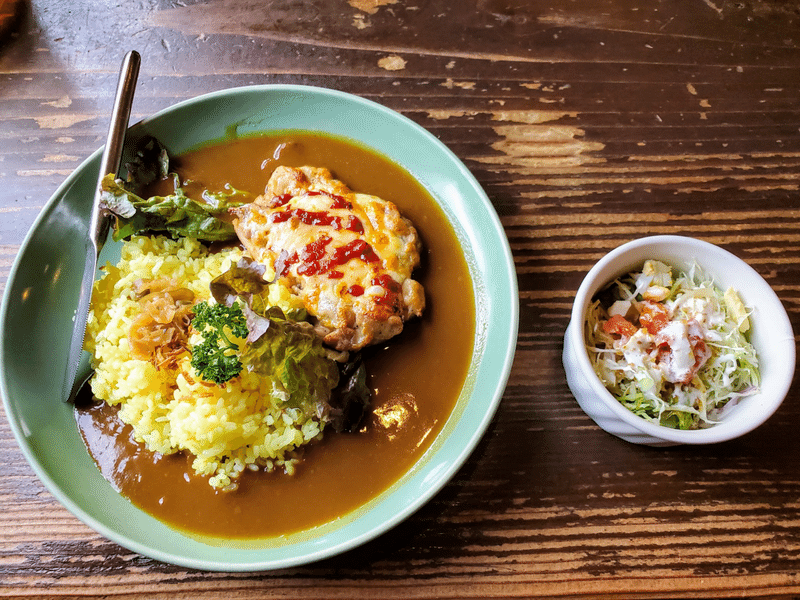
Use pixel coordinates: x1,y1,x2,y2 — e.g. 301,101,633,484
75,132,475,539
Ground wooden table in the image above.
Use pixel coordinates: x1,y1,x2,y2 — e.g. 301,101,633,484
2,0,800,597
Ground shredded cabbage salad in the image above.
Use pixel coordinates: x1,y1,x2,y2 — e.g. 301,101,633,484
585,259,760,429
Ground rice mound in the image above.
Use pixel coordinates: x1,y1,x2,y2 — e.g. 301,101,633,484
85,235,322,489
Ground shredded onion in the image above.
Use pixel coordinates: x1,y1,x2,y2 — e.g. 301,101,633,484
128,278,195,369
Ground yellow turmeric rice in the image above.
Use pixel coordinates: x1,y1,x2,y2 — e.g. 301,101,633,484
85,235,321,489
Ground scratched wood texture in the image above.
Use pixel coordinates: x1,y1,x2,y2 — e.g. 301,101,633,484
2,0,800,598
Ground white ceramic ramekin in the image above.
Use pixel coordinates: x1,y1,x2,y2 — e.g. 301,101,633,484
563,235,795,446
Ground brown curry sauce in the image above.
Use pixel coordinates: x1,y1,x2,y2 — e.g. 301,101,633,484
74,133,475,539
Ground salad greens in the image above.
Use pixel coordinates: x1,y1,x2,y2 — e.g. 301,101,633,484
124,135,170,188
239,304,340,417
100,137,249,242
585,260,760,430
100,173,249,242
328,354,371,433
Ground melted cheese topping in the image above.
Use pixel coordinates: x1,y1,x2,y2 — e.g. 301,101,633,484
232,166,425,351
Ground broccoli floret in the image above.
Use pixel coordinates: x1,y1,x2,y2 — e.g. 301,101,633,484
190,301,248,385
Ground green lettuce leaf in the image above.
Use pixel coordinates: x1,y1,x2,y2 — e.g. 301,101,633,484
327,355,370,433
123,136,170,188
100,174,249,242
210,256,307,320
240,305,339,416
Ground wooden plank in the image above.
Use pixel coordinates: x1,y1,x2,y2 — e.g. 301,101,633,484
1,0,800,597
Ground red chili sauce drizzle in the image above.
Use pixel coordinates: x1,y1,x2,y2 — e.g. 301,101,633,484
371,274,402,307
269,191,400,303
269,191,364,234
282,237,380,278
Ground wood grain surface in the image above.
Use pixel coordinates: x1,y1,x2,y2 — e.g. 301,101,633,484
2,0,800,598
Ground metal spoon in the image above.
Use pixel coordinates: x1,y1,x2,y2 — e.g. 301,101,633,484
63,50,140,403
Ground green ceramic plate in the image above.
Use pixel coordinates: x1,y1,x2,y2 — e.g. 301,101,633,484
0,85,518,571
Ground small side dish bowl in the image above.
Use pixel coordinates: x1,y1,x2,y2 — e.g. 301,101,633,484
563,235,795,446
